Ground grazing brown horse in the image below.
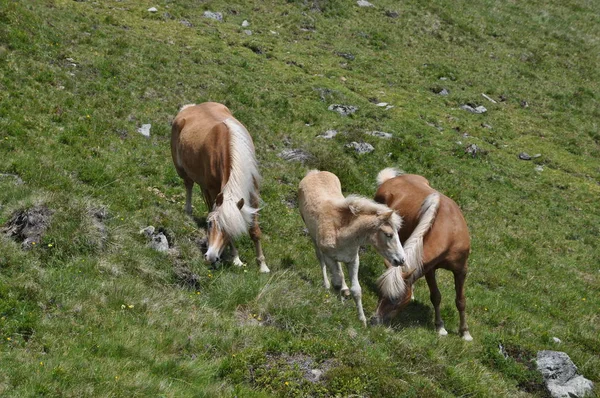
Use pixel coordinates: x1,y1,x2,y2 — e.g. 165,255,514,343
171,102,269,273
298,170,407,326
371,168,472,341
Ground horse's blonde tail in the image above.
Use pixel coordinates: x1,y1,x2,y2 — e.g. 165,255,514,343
377,192,440,300
376,167,401,186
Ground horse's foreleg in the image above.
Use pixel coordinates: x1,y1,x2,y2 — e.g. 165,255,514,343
229,242,244,267
453,265,472,341
425,269,447,336
347,256,366,327
323,256,349,297
249,208,269,273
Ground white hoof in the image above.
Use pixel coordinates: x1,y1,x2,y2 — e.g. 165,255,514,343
437,327,448,336
232,257,244,267
259,264,270,273
462,331,473,341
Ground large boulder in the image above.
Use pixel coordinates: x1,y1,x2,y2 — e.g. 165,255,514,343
537,350,594,398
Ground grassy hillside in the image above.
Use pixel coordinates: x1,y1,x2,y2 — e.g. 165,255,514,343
1,0,598,396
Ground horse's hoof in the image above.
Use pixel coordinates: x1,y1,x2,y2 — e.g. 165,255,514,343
232,257,244,267
462,331,473,341
341,288,351,298
370,316,383,326
259,264,270,273
437,327,448,336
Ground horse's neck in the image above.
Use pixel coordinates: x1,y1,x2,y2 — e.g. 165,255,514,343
335,212,377,246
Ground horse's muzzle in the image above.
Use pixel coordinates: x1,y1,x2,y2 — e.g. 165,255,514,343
392,258,405,267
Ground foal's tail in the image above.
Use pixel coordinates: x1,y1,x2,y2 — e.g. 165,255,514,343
377,192,440,300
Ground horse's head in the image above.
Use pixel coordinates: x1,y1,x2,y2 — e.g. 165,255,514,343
204,193,246,263
371,282,413,325
371,210,406,267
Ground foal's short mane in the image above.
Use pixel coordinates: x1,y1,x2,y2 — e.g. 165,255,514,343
338,195,402,230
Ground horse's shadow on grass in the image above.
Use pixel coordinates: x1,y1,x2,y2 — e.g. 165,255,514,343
387,299,434,332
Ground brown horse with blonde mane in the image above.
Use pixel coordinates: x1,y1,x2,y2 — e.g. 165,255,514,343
371,168,472,341
171,102,269,273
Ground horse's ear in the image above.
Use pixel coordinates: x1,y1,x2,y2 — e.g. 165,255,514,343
236,198,245,210
378,209,394,220
215,192,224,207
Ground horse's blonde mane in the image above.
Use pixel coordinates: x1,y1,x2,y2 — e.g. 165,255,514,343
208,117,260,238
377,192,440,300
338,195,402,230
179,103,196,112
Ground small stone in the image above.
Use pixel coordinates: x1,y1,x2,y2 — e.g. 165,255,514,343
148,7,158,12
535,165,544,172
149,232,169,252
357,0,374,7
461,104,487,114
365,131,392,139
139,226,155,238
318,130,338,139
310,369,323,382
346,141,374,154
241,20,250,27
552,337,562,344
243,30,252,36
137,124,151,137
179,20,193,27
375,102,388,107
481,123,492,129
328,104,358,116
438,88,449,96
203,11,223,21
518,152,532,160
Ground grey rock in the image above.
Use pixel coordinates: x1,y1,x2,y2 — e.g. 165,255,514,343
318,130,338,139
365,131,392,139
243,30,252,36
357,0,374,7
278,149,313,163
310,369,324,382
179,20,193,28
535,165,544,172
346,141,374,154
375,102,388,107
552,337,562,344
461,104,487,114
147,7,157,12
519,152,532,160
137,124,151,137
438,88,449,96
203,11,223,21
242,20,250,27
2,205,53,250
149,232,169,252
465,143,484,158
328,104,358,116
139,226,156,238
537,350,594,398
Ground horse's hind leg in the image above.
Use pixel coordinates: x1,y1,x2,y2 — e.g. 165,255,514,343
425,269,448,336
312,240,330,289
183,177,194,216
453,260,472,341
249,193,270,273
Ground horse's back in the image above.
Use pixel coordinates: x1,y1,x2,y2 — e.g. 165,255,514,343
298,170,344,235
376,174,470,261
171,102,235,195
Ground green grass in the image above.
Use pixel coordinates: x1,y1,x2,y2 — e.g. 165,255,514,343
1,0,599,396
